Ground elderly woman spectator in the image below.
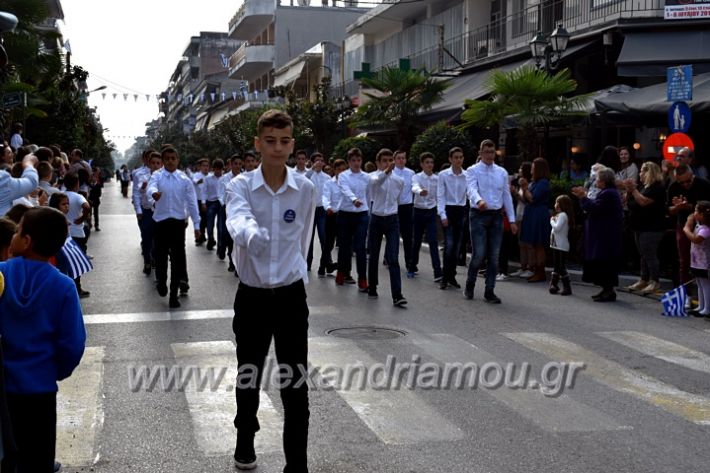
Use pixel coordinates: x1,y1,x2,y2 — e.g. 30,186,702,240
572,168,624,302
518,157,551,282
625,162,667,294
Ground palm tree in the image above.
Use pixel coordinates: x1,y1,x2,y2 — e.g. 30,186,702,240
459,65,589,160
350,66,451,151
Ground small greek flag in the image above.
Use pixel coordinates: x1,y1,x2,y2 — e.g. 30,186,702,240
219,52,229,69
661,285,688,317
55,238,93,280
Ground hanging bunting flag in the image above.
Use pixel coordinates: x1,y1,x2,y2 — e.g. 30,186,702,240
177,93,183,102
134,94,139,102
146,94,151,102
200,93,205,103
156,94,161,101
219,52,229,69
220,92,226,101
123,93,128,101
101,93,106,100
232,90,237,100
210,92,216,103
112,93,117,100
188,93,193,103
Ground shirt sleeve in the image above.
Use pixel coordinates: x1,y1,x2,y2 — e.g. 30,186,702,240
437,172,447,220
7,167,38,202
550,212,567,231
185,178,201,229
322,181,332,210
132,170,143,214
301,182,317,258
412,174,423,195
338,173,357,203
466,167,483,207
146,172,159,202
502,174,516,223
225,179,260,247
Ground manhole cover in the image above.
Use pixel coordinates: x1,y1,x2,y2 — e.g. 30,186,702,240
326,326,407,340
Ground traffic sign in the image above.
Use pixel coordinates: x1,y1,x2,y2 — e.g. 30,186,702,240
662,132,694,162
667,65,693,101
668,101,691,133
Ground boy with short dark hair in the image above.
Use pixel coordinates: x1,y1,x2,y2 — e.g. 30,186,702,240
0,207,86,472
226,109,316,472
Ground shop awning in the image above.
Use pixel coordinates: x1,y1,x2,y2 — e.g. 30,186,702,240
273,61,306,88
617,31,710,77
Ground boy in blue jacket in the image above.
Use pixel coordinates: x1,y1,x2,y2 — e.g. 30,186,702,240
0,207,86,472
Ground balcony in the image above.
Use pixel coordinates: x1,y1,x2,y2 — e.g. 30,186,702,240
228,0,277,40
375,0,664,73
228,42,275,80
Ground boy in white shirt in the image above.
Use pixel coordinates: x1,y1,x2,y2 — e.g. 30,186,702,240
63,173,91,298
411,152,443,281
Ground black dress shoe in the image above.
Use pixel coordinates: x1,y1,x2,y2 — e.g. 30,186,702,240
142,263,152,275
688,309,705,317
448,279,461,289
591,289,605,300
169,296,181,309
439,280,448,290
594,290,617,302
228,262,236,272
484,290,501,304
157,283,168,297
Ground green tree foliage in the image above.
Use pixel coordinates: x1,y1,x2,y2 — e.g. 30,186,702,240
459,65,588,161
350,67,451,151
332,136,381,163
410,122,475,171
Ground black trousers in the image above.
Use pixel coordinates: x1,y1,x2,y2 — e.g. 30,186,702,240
397,203,414,271
154,218,187,294
233,280,310,472
1,392,56,473
324,212,338,266
552,248,569,277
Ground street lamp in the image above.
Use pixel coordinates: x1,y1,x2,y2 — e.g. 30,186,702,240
529,24,570,73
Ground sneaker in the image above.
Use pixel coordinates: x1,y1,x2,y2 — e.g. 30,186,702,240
640,281,661,294
234,432,257,470
358,279,368,292
484,290,501,304
463,282,474,300
317,267,326,278
448,279,461,289
433,275,443,283
519,270,534,278
509,269,524,277
393,296,408,307
496,273,508,281
78,289,90,298
406,271,416,279
169,296,181,309
157,282,168,297
626,279,649,291
335,272,345,286
368,289,378,299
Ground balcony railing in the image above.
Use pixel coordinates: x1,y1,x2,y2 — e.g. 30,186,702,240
377,0,664,73
229,41,275,70
228,0,277,36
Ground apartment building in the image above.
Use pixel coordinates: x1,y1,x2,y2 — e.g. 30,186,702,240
226,0,367,111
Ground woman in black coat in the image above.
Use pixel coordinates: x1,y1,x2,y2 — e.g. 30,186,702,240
572,168,624,302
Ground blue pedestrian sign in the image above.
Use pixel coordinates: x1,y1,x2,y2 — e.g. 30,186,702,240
667,65,693,101
668,101,691,133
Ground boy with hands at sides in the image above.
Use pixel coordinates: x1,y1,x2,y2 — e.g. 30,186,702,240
225,110,316,472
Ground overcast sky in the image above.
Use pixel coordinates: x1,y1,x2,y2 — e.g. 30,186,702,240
61,0,243,154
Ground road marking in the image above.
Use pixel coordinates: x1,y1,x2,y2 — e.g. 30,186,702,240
409,334,627,432
598,331,710,375
504,332,710,425
170,341,282,456
57,347,105,466
308,336,464,444
84,305,338,324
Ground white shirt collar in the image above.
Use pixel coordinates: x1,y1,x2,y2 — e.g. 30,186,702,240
251,165,299,193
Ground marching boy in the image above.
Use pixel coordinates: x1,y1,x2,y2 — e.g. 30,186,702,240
225,110,316,472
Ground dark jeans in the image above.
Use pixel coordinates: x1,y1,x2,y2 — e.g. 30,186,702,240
676,225,692,284
324,212,338,267
552,248,569,277
307,206,328,270
154,218,187,294
337,211,369,279
217,204,232,256
443,205,467,281
411,207,442,277
466,209,504,290
233,280,309,473
197,198,206,240
499,228,513,275
1,392,56,473
138,208,155,265
205,200,221,244
367,214,402,298
635,231,664,282
398,203,414,271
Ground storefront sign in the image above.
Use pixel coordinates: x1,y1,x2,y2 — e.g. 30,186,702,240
665,0,710,19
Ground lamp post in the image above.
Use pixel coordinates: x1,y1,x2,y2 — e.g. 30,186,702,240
529,24,570,74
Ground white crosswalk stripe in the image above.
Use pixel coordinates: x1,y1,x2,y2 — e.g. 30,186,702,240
409,334,629,432
170,341,283,456
57,346,105,467
503,332,710,425
83,306,339,324
597,331,710,375
309,336,464,444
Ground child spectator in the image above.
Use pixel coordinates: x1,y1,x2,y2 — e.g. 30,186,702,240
0,207,86,472
684,201,710,317
549,195,574,295
63,173,91,298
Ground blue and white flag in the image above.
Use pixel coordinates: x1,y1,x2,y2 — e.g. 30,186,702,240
219,52,229,69
55,237,93,280
661,284,688,317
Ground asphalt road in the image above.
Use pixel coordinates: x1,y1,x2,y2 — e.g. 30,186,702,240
62,179,710,473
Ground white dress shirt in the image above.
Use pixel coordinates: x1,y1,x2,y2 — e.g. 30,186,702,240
218,171,233,205
66,191,88,238
226,166,316,288
192,171,206,203
412,172,438,210
307,170,330,208
322,177,342,212
131,166,150,214
436,167,468,220
204,173,221,202
338,169,370,213
393,166,415,205
466,161,516,222
147,169,201,229
368,171,403,217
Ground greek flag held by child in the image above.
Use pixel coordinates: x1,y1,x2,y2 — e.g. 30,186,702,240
661,284,688,317
55,237,93,279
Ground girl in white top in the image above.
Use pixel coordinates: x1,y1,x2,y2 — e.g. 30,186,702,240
549,194,574,295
